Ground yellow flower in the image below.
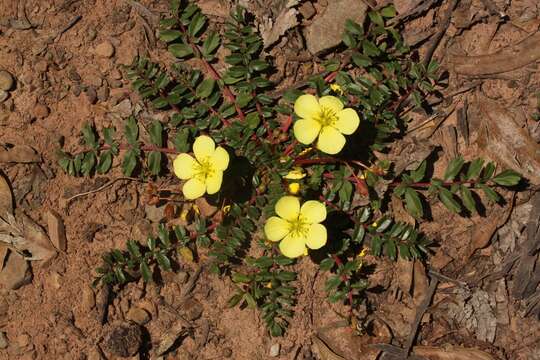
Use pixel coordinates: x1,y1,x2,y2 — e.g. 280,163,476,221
173,135,229,200
293,94,360,154
264,196,327,258
330,83,344,95
288,182,300,194
284,167,306,180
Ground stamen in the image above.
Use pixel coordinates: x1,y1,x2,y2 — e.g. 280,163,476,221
315,106,338,127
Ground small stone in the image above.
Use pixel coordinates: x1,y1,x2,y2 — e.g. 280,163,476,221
103,322,142,358
182,298,203,321
110,69,122,80
222,348,233,358
0,332,7,349
32,103,50,119
299,2,316,19
176,271,189,284
82,286,95,312
86,73,103,87
95,41,115,58
97,86,109,102
0,90,8,103
144,205,164,223
126,307,150,325
87,27,97,41
109,79,123,89
48,271,62,290
270,343,280,357
67,68,81,82
0,70,14,91
72,84,81,96
85,86,97,104
87,347,104,360
0,251,31,290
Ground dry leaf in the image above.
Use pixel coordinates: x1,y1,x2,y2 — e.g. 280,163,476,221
396,257,414,295
312,336,347,360
155,320,189,356
260,7,298,48
0,145,40,163
413,345,495,360
0,244,8,271
0,172,13,215
47,210,67,251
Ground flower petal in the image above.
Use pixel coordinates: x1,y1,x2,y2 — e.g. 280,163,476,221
317,126,346,154
275,196,300,221
319,96,343,113
205,171,223,194
182,178,206,199
193,135,215,162
279,233,307,258
335,108,360,135
294,94,320,119
264,217,291,242
300,200,327,223
211,146,229,171
305,223,327,250
173,153,197,180
293,119,321,145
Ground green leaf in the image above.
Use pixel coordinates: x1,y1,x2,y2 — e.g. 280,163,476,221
344,19,363,36
319,258,335,271
368,11,384,27
460,185,476,214
97,151,112,174
81,152,96,176
492,169,521,186
127,240,142,258
159,29,182,42
149,121,163,146
404,188,423,218
324,276,342,291
227,293,243,307
478,184,501,203
155,252,172,271
246,112,260,129
232,273,251,283
385,240,397,260
351,52,372,67
438,188,461,213
466,158,485,180
410,160,427,182
202,31,220,57
380,5,396,18
124,116,139,144
482,162,496,181
249,59,268,72
103,127,115,146
243,293,257,309
173,129,190,152
168,43,193,58
148,151,161,176
444,157,465,181
122,149,138,176
155,72,170,90
140,261,152,282
81,123,98,149
188,12,206,37
195,78,215,98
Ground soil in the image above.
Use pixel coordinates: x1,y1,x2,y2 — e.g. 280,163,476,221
0,0,539,359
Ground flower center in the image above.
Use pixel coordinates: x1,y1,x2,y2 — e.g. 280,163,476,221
288,215,310,237
194,157,215,180
314,106,338,127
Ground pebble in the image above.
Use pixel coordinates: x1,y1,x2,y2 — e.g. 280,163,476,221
95,41,115,58
126,307,150,325
17,333,30,348
97,86,109,102
0,90,8,103
0,332,7,349
0,70,14,91
182,298,203,321
86,73,102,87
32,103,50,119
222,348,233,358
72,84,81,96
112,98,132,117
82,286,96,312
269,343,280,357
103,322,142,358
85,86,97,104
299,2,316,19
144,205,164,223
87,27,97,42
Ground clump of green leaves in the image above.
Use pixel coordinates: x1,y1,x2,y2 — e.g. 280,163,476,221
229,253,296,337
62,1,524,338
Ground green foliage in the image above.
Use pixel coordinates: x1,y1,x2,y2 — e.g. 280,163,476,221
59,1,525,339
94,224,190,286
229,254,296,337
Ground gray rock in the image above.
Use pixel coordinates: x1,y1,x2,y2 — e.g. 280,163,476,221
304,0,368,54
0,71,14,91
270,343,280,357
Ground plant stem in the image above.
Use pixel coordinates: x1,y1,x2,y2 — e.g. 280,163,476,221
332,254,355,315
389,179,479,189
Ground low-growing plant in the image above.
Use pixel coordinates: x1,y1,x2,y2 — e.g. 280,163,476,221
60,0,522,336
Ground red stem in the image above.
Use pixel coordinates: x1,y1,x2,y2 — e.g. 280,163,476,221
332,254,354,315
